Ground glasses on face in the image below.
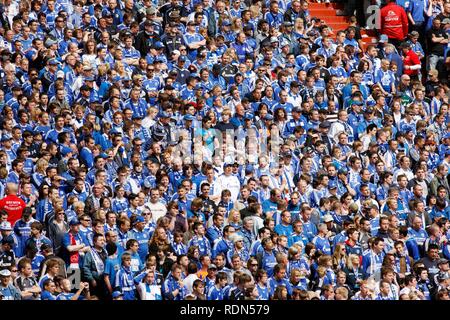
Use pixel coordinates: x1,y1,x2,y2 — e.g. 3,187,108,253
11,269,18,272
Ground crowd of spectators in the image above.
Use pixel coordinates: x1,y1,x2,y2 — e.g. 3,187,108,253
0,0,449,301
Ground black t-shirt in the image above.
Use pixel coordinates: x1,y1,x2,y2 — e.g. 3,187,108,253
427,27,447,56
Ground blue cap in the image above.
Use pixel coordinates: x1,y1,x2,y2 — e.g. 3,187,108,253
222,20,231,26
112,291,123,298
338,168,348,175
154,41,164,49
379,34,389,43
444,132,450,139
122,75,131,81
244,113,254,120
184,114,195,121
245,164,254,173
285,63,295,68
60,146,73,156
99,153,109,159
0,136,11,142
112,75,122,82
134,216,145,224
179,55,187,62
264,114,274,121
85,76,95,82
48,59,59,65
223,162,233,169
132,114,144,120
159,111,170,118
282,151,293,158
69,219,81,226
328,180,338,189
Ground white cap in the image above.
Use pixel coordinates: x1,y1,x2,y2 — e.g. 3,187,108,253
56,70,65,79
0,269,11,277
323,214,334,223
0,221,12,231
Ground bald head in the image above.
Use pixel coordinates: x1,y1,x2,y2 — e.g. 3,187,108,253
6,183,18,195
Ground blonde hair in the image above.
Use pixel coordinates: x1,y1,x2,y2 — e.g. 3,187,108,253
346,254,360,269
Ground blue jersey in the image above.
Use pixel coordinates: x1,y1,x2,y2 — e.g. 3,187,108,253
312,235,331,255
261,250,277,278
188,235,211,256
115,266,136,300
207,285,224,300
129,229,150,262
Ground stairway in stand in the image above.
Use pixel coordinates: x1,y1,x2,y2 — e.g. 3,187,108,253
308,2,378,52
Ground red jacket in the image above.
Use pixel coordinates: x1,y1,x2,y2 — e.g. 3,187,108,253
380,2,409,41
0,194,26,225
403,49,421,76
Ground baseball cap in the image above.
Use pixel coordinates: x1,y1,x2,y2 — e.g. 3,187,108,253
154,41,165,49
338,168,348,175
292,107,301,113
244,113,254,120
443,132,450,139
132,114,144,120
0,269,11,277
264,114,274,121
60,146,73,156
48,58,59,65
84,76,95,82
1,236,14,246
134,216,145,224
270,36,279,43
0,221,12,231
283,21,294,27
438,272,450,281
45,39,58,48
0,135,11,143
102,11,112,18
438,258,449,265
159,111,171,118
319,121,331,129
328,180,338,189
303,146,314,154
323,214,334,223
178,55,187,63
208,264,218,270
379,34,388,43
282,151,293,158
223,162,233,169
69,219,81,226
56,70,65,79
184,114,195,121
222,20,231,26
280,39,290,47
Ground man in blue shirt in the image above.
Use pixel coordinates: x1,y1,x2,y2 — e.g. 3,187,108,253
274,210,293,237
